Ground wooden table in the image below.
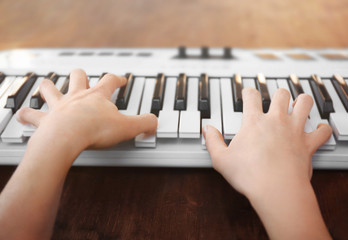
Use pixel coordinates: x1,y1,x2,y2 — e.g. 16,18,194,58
1,0,348,239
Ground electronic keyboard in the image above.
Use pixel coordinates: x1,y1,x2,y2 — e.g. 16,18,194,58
0,47,348,168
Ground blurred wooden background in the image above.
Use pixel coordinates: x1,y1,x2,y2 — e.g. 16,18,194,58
1,0,348,49
1,0,348,239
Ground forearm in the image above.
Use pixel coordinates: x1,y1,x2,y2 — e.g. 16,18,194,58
0,128,82,240
248,176,331,240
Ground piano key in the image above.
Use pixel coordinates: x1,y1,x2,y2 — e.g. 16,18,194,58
30,72,59,109
174,73,187,110
266,79,278,99
0,72,5,85
151,73,166,116
323,79,346,113
199,73,210,118
118,77,145,116
0,76,16,99
2,77,44,143
256,73,271,113
331,74,348,112
116,73,134,110
322,78,348,141
135,78,156,147
88,77,99,88
157,77,179,138
309,75,334,119
232,74,243,112
6,73,37,112
300,80,336,149
0,77,18,133
221,78,242,139
330,113,348,141
179,77,200,138
288,74,304,100
242,78,256,88
277,79,293,113
202,79,222,148
60,76,70,94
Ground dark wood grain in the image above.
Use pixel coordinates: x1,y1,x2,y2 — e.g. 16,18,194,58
1,0,348,239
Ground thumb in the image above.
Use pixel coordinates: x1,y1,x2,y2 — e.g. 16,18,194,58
203,125,227,159
123,113,158,138
307,123,332,153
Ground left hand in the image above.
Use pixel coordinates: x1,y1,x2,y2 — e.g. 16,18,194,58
16,69,157,151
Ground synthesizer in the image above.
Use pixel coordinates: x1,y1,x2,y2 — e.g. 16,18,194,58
0,47,347,168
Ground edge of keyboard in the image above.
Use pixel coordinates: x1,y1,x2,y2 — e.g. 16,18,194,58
0,139,348,169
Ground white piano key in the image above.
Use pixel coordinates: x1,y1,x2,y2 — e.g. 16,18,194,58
89,77,99,88
119,77,145,116
330,113,348,141
277,79,293,113
202,79,222,149
135,78,156,147
266,79,278,100
301,80,336,149
157,77,179,138
322,79,348,141
2,77,44,143
242,78,256,88
0,76,26,134
221,78,242,139
179,77,200,138
0,77,16,98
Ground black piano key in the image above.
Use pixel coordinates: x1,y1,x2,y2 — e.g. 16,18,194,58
30,72,59,109
223,47,233,59
201,46,209,59
60,75,70,94
5,72,37,112
174,73,187,110
232,74,243,112
331,74,348,112
100,72,108,79
256,73,271,113
199,73,210,118
151,73,166,116
309,74,334,119
0,72,5,85
116,73,134,110
178,46,186,58
288,74,304,100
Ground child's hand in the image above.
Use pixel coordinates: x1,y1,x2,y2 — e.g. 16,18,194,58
204,88,331,197
16,69,157,151
204,88,332,239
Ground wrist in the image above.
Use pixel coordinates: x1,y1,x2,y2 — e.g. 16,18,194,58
28,125,86,166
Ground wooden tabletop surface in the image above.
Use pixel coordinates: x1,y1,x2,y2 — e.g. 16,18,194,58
1,0,348,239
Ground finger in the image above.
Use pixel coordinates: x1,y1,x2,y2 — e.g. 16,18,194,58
94,73,127,99
242,88,263,118
268,88,291,115
68,69,89,94
39,78,62,106
122,113,158,138
16,107,46,127
307,123,332,153
292,94,313,128
203,125,227,160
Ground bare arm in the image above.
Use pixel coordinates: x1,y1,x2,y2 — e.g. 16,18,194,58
0,69,157,240
204,88,332,240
